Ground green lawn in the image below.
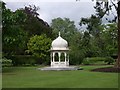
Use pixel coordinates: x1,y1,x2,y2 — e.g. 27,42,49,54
2,65,118,88
0,74,2,89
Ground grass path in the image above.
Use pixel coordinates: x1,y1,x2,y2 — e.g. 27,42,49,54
2,65,118,88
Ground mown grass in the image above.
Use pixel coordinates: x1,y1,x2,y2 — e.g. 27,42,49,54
2,65,118,88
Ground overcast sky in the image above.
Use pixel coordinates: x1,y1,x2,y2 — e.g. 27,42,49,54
3,0,117,28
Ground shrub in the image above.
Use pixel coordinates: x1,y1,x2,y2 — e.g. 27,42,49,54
69,49,85,65
27,35,51,58
82,57,114,65
2,58,12,67
104,57,114,65
27,34,51,64
11,55,37,66
82,58,90,65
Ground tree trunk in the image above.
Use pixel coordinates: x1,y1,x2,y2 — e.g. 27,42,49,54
115,1,120,68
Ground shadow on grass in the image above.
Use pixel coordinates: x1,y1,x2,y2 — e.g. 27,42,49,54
91,66,120,73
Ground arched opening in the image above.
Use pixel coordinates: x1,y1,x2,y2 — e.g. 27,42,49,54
66,53,68,62
67,54,69,62
55,53,59,61
61,53,65,62
51,53,53,62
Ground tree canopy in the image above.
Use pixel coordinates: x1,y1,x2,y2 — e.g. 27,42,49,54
2,2,53,57
27,34,51,64
1,1,119,66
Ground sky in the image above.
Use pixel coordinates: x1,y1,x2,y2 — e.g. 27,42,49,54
2,0,117,28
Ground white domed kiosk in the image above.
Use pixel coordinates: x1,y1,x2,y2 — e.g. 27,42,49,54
50,32,69,67
39,32,82,70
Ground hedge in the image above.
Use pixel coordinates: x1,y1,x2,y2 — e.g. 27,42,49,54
11,55,37,66
82,57,114,65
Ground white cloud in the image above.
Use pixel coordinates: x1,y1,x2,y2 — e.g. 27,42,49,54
4,1,96,28
37,2,95,27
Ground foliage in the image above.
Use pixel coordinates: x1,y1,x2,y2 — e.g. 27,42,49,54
51,17,77,40
82,58,90,65
2,58,12,67
51,18,85,64
20,5,52,37
94,1,117,22
27,34,52,64
79,15,105,57
3,28,28,55
83,57,104,65
2,1,119,66
2,2,53,64
92,0,120,67
2,3,28,55
101,23,118,56
104,57,115,65
51,17,117,65
11,55,37,66
69,46,85,65
79,12,117,58
82,57,115,65
80,15,102,36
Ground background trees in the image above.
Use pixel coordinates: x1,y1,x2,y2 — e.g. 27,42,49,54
117,1,120,67
2,2,53,65
51,18,84,64
20,5,52,37
50,16,117,65
51,17,77,40
91,0,119,67
101,23,117,56
2,2,28,56
1,1,118,66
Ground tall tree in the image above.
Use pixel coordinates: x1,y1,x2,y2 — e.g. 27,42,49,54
78,0,119,67
95,0,119,67
101,23,117,56
20,5,52,38
92,0,120,67
51,17,85,64
2,2,28,56
2,2,53,58
51,17,78,41
117,1,120,67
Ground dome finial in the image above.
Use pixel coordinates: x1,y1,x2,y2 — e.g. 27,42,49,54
59,31,61,37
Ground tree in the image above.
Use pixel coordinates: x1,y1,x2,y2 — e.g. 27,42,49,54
93,0,120,67
117,1,120,67
78,0,120,67
51,17,77,41
51,17,85,64
27,34,52,64
80,15,107,56
2,2,54,58
101,23,117,56
79,15,102,36
20,5,52,38
0,2,3,57
2,2,28,56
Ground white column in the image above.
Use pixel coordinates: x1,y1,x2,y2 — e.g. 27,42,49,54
58,52,61,62
58,52,61,65
53,52,55,62
64,52,66,65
